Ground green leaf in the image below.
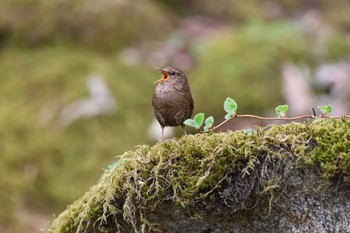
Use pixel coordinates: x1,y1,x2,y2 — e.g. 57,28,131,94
108,159,124,170
317,105,332,115
194,113,205,129
275,104,289,118
224,97,238,116
242,128,255,135
225,113,232,120
204,116,214,131
184,119,197,128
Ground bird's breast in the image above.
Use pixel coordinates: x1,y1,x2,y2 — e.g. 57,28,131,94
156,83,188,101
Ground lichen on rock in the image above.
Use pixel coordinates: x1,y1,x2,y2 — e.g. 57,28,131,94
49,119,350,233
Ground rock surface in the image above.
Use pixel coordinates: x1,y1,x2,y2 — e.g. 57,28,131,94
145,170,350,233
49,119,350,233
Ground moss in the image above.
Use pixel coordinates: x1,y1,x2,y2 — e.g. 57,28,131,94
49,119,350,232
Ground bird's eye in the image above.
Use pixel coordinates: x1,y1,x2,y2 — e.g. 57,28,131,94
170,71,175,75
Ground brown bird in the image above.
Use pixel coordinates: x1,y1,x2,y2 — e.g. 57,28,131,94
152,67,194,140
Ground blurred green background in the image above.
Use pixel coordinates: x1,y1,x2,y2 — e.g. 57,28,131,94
1,0,350,232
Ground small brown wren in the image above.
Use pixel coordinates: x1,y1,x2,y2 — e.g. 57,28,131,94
152,67,194,140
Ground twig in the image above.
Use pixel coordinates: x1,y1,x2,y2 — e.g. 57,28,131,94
210,115,237,131
209,113,350,132
320,115,350,119
237,114,315,121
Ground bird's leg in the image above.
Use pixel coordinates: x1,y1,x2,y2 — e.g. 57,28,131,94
182,124,187,135
161,126,165,141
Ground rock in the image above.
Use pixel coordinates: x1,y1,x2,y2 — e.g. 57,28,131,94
49,119,350,233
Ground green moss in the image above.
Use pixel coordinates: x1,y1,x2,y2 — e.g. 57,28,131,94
309,119,350,181
49,119,350,232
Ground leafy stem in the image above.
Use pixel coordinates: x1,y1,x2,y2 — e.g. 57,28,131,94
184,99,350,133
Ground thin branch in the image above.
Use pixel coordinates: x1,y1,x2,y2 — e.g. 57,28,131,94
237,114,315,121
320,115,350,119
208,113,350,132
210,115,237,131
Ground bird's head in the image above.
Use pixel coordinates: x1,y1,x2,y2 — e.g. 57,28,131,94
154,67,186,84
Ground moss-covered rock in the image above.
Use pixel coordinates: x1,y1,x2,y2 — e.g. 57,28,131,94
49,119,350,232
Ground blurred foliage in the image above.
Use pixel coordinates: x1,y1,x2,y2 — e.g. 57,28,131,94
0,0,350,231
0,0,170,51
157,0,350,26
191,21,312,118
320,0,350,31
324,33,350,61
0,47,156,227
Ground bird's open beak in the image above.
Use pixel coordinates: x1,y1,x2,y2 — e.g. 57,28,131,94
154,67,168,84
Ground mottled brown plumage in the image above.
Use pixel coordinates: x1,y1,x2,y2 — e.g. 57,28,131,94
152,67,194,140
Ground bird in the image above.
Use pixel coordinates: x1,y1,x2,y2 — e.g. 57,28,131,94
152,67,194,140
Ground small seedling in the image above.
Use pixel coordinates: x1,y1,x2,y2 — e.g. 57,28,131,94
275,105,289,118
183,97,347,133
224,97,238,119
204,116,214,131
184,113,205,130
318,105,332,115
